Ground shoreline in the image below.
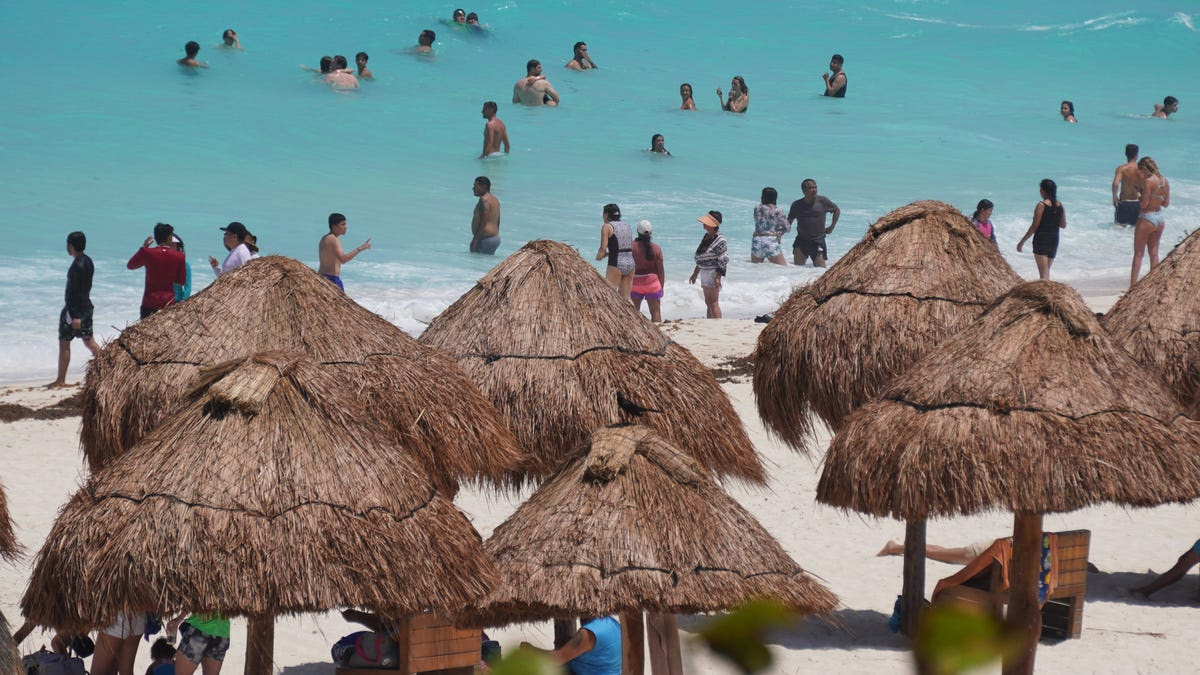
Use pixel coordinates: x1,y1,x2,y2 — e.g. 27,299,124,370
3,299,1194,673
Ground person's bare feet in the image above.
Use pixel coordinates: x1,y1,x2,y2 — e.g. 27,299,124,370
45,380,70,389
877,540,903,557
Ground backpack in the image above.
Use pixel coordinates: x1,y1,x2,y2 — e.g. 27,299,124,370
332,631,399,668
22,649,86,675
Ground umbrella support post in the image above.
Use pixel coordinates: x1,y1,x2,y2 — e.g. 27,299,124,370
244,613,274,675
1003,512,1043,675
620,611,645,675
902,518,927,637
646,612,683,675
553,618,577,649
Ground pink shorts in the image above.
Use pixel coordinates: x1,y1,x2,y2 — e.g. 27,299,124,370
631,274,663,301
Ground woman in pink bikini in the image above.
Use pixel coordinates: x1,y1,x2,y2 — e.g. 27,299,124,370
1130,156,1169,288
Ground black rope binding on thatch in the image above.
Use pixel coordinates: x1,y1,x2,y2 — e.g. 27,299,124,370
449,336,675,363
812,288,994,308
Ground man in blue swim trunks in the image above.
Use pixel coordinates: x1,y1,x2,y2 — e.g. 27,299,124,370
318,212,371,292
470,177,501,254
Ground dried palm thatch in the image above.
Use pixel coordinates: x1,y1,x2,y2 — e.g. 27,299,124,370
753,200,1022,451
22,352,498,632
0,610,19,675
0,481,16,561
818,280,1200,520
80,255,521,490
419,240,764,484
462,424,836,627
1102,228,1200,417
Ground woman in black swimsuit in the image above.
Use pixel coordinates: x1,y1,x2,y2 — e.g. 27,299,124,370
1016,178,1067,280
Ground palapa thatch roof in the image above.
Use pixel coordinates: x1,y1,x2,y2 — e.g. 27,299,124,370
419,240,764,484
22,352,498,631
753,200,1022,451
80,255,521,490
1102,229,1200,417
0,481,16,561
462,424,836,627
817,281,1200,520
0,611,19,675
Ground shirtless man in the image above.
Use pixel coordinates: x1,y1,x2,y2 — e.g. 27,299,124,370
479,101,510,159
219,29,240,49
318,213,371,292
470,177,501,255
415,30,436,54
513,59,560,107
822,53,846,98
1153,96,1179,119
1112,143,1142,228
325,62,359,89
566,42,597,70
355,52,373,79
178,41,207,68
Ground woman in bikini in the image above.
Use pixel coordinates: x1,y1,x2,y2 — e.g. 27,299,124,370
679,83,696,110
716,76,748,113
1130,156,1170,288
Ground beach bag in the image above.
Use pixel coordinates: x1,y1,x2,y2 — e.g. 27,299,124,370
22,649,86,675
333,631,399,668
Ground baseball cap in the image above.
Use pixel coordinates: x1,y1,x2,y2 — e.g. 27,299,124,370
636,220,653,235
221,222,249,237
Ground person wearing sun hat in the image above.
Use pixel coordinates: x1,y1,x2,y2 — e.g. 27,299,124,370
630,220,665,322
689,211,728,319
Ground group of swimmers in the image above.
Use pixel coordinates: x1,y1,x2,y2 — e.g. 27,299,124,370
1059,95,1179,123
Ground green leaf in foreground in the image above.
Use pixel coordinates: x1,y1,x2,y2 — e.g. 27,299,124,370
695,599,797,674
485,647,562,675
914,603,1020,675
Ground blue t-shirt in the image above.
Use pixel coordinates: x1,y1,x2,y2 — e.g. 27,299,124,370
568,617,622,675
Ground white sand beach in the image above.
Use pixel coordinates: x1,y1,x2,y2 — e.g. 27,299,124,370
3,307,1198,674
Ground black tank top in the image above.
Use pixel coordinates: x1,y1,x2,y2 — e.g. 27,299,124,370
825,74,847,98
1036,203,1062,233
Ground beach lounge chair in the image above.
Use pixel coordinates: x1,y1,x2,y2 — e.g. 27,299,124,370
931,530,1090,640
335,613,479,674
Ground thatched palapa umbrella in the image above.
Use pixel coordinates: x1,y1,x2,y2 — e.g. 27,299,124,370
1102,228,1200,417
80,255,521,491
23,353,500,674
465,424,837,673
753,200,1022,633
419,239,764,484
1,481,20,675
818,281,1200,674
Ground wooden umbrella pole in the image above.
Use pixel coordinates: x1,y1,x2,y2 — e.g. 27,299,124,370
902,518,927,637
553,618,578,649
244,613,275,675
1003,512,1043,675
620,611,645,675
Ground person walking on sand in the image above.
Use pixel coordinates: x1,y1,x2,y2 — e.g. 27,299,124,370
788,179,840,267
823,54,847,97
1016,178,1066,280
318,213,371,292
479,101,510,158
1131,539,1200,599
690,211,728,319
596,203,634,299
470,177,501,254
513,59,560,107
127,222,186,319
630,220,665,322
167,613,230,675
1130,156,1169,288
752,187,789,265
49,231,100,388
209,222,254,276
1112,143,1142,228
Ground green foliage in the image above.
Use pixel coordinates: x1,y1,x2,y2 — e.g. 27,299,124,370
914,603,1019,675
695,599,796,674
485,646,562,675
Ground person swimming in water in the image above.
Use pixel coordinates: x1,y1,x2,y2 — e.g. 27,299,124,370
647,134,670,155
679,83,696,110
566,42,597,70
1060,100,1077,123
219,29,240,49
178,41,207,68
716,76,748,112
1153,96,1179,119
415,30,436,54
355,52,373,80
823,54,847,97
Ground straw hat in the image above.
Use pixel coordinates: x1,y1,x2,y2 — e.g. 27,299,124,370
1103,228,1200,417
80,256,522,491
23,352,499,631
461,424,836,627
818,281,1200,519
753,200,1022,452
419,240,764,484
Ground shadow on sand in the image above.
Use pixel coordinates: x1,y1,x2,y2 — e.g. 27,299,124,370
678,607,908,652
1084,569,1200,606
279,663,331,675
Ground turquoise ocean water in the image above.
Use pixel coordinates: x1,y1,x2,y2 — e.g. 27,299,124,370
1,1,1197,380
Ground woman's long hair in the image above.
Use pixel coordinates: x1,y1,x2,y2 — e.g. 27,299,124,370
972,199,993,221
1039,179,1058,206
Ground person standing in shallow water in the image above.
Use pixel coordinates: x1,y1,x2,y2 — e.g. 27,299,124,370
716,76,748,112
1016,178,1066,280
595,203,634,300
1130,156,1169,288
178,41,206,68
823,54,846,97
479,101,510,158
752,187,789,265
647,134,670,155
1060,100,1076,123
49,231,100,388
630,220,665,322
318,213,371,292
1112,143,1142,228
470,177,501,254
679,83,696,110
565,41,597,70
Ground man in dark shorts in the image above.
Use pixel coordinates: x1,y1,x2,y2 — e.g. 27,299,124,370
788,179,841,267
127,222,186,319
1112,143,1142,227
50,231,100,388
